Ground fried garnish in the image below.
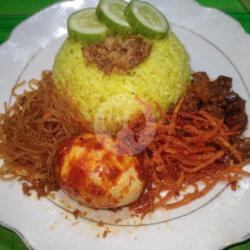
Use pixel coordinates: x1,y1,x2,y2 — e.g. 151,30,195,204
83,36,152,74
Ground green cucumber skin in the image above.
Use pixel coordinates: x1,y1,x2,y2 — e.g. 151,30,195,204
96,0,132,35
125,1,169,39
124,0,139,17
67,27,109,43
67,8,110,43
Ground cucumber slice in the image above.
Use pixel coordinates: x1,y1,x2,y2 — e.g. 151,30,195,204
67,8,110,43
125,0,169,39
96,0,132,34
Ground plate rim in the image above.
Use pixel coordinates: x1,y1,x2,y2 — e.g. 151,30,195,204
0,0,250,249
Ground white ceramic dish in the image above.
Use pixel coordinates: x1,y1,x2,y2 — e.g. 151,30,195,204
0,0,250,249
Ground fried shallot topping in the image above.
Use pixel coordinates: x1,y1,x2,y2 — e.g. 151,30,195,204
83,36,152,74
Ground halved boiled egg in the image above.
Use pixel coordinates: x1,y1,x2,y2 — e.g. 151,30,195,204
56,133,145,209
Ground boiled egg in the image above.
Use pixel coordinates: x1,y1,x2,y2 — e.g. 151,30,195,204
56,133,145,209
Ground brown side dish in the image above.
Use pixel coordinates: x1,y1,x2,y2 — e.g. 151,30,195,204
83,36,152,74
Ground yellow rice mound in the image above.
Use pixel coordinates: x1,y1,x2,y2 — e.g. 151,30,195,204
53,32,191,134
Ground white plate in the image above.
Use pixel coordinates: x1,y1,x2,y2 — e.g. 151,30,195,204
0,0,250,249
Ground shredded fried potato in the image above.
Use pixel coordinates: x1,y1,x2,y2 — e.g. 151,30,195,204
0,71,87,197
129,97,250,216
